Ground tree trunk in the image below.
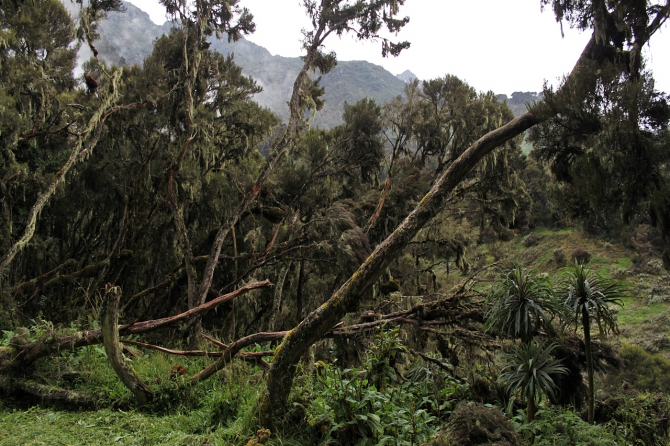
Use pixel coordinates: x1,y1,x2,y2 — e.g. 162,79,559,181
260,35,614,425
527,396,536,424
295,259,305,322
268,261,292,332
582,307,595,424
101,286,154,405
0,281,271,371
260,109,540,424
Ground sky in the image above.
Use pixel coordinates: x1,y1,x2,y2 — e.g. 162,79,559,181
126,0,670,96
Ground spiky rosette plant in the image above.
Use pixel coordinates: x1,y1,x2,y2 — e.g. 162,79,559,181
500,341,568,423
486,265,562,343
562,261,627,423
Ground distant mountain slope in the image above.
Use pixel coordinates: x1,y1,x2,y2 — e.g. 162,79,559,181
81,1,408,127
396,70,418,83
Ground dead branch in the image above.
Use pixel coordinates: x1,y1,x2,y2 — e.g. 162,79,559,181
201,333,227,350
189,331,287,382
410,349,456,377
119,339,273,360
4,280,272,367
13,379,96,406
13,259,78,296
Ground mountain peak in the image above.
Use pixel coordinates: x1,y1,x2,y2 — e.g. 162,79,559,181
396,70,418,83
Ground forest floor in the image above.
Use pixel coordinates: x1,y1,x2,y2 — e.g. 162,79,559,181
1,227,669,445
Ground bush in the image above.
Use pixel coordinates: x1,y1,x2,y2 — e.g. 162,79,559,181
553,248,566,267
604,344,670,393
440,401,523,446
600,393,670,445
522,233,541,248
514,407,618,445
305,328,468,445
570,247,592,264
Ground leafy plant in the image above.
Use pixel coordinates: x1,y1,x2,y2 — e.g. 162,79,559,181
513,407,618,445
608,392,670,445
305,329,460,445
486,265,561,342
499,341,568,423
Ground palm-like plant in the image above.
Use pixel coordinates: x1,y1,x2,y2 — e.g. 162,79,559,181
486,265,561,343
562,261,626,423
500,341,568,423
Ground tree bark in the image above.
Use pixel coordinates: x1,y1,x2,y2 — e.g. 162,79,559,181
268,261,292,332
295,259,305,322
527,396,536,424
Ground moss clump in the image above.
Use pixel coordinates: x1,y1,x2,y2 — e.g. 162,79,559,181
440,401,523,446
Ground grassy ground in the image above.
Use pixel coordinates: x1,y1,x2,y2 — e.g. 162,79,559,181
0,407,213,445
0,345,274,445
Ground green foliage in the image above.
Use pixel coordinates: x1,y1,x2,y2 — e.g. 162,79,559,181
562,262,627,336
485,265,561,342
513,407,618,445
561,261,628,422
607,392,670,445
606,344,670,393
499,341,568,422
531,60,670,247
305,329,466,445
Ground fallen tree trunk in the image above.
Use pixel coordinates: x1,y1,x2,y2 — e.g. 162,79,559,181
1,378,97,406
0,280,272,371
261,34,615,423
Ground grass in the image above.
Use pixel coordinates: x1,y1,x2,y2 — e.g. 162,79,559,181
0,343,276,446
617,297,670,325
0,406,213,446
488,228,669,331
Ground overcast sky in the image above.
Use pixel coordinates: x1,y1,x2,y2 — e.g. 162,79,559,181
126,0,670,95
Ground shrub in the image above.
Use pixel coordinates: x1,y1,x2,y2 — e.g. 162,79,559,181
522,233,541,248
604,344,670,393
553,248,566,267
602,393,670,445
305,328,467,445
441,401,523,446
514,407,618,445
570,247,592,264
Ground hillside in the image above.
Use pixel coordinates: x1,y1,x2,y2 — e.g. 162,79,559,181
84,1,408,127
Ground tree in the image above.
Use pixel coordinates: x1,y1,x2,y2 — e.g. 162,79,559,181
485,265,561,344
500,341,568,423
0,0,125,294
562,261,627,423
262,0,670,424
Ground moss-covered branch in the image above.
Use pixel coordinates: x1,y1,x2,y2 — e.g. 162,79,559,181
0,69,123,272
101,285,154,405
0,280,272,370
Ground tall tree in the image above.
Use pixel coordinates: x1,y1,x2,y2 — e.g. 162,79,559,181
0,0,124,282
